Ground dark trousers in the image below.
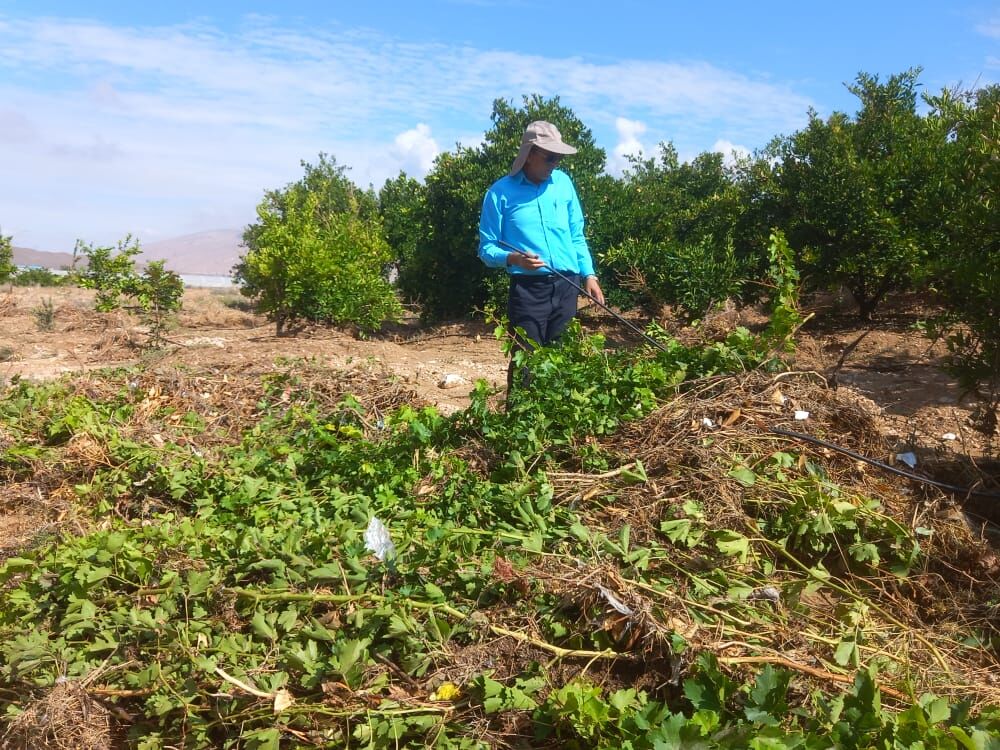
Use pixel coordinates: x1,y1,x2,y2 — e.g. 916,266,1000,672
506,273,580,394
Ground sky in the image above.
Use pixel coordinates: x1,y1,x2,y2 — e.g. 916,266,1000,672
1,1,997,252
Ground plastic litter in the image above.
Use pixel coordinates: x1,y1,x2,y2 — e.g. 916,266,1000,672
701,417,715,429
438,373,466,389
596,585,634,616
747,586,781,603
794,410,810,421
895,452,918,469
942,433,957,441
364,517,396,562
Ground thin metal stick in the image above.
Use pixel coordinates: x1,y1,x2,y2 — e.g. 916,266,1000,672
495,238,669,353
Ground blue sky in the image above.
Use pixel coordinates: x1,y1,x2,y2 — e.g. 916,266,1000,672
1,0,997,251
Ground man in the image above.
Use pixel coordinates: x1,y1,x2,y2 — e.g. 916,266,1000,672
478,120,605,394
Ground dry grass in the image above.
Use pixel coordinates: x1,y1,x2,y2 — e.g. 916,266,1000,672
1,678,119,750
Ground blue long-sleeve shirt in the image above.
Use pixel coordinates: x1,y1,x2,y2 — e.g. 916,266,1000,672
478,169,596,277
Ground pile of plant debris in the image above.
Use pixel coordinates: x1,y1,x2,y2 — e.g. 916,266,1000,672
1,328,998,749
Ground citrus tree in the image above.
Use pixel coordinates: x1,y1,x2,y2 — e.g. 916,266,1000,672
776,69,940,319
378,171,429,306
72,236,144,311
925,84,1000,427
0,230,14,285
597,145,746,316
236,156,401,335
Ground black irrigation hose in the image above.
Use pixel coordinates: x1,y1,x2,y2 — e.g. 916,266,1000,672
495,239,670,354
771,426,1000,500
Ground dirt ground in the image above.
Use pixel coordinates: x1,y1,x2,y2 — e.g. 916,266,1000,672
0,286,508,417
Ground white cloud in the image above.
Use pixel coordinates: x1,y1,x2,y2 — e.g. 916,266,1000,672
976,18,1000,39
0,108,38,144
0,15,816,249
390,123,440,177
711,139,751,167
609,117,648,174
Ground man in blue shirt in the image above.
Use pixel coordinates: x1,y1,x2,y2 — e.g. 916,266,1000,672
479,120,605,395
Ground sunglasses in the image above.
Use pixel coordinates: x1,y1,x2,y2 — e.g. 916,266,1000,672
533,148,563,166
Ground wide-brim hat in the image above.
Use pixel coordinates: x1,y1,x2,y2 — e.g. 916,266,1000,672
509,120,578,176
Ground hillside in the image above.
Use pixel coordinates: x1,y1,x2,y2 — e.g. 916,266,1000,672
139,228,245,275
12,228,245,275
11,246,75,270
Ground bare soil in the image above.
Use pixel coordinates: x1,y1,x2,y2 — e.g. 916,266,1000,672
0,287,507,415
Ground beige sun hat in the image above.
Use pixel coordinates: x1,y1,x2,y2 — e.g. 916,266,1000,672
509,120,578,176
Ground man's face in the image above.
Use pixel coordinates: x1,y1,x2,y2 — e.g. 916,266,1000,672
523,147,563,183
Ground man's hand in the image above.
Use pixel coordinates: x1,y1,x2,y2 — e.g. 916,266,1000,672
584,275,605,306
507,251,547,272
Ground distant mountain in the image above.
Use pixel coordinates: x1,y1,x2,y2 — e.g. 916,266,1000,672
140,229,245,276
12,229,246,276
12,246,76,270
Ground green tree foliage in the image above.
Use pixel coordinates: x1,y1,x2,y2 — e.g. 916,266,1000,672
72,236,145,312
776,68,939,320
0,230,16,285
596,146,746,316
401,94,606,320
72,237,184,345
13,267,67,287
236,155,401,335
602,236,741,319
925,84,1000,424
601,147,743,250
133,260,185,345
378,171,429,303
730,150,790,287
406,148,492,318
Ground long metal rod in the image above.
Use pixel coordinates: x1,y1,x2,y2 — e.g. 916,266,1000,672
495,238,669,353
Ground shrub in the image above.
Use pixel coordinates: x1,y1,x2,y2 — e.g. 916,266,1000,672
602,236,741,319
13,267,67,287
378,172,427,300
72,236,143,312
72,238,184,346
775,69,940,320
31,298,55,331
132,260,185,345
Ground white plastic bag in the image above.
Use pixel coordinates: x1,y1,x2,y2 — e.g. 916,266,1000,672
364,517,396,562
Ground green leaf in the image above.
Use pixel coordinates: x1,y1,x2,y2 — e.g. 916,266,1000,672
621,460,647,483
922,695,950,725
245,727,281,750
423,582,446,602
307,563,344,581
729,466,757,486
335,638,369,675
251,609,277,641
0,557,36,582
186,570,213,596
714,530,751,562
660,518,693,544
833,637,859,668
276,605,299,632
